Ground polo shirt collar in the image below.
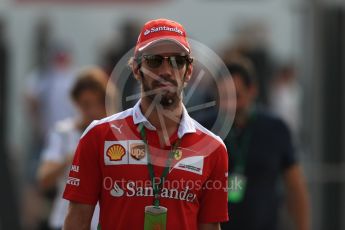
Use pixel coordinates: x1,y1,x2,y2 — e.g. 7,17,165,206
132,99,196,138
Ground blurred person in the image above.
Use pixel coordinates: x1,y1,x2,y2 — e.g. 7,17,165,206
63,18,228,230
37,67,113,230
34,17,52,71
99,19,141,109
221,22,274,106
25,44,77,141
270,64,302,139
23,18,53,181
100,19,140,76
218,58,309,230
24,44,78,229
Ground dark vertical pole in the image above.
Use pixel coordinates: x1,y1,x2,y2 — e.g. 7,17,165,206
0,19,21,230
320,7,344,230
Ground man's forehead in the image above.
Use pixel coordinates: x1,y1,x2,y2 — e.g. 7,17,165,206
142,41,187,55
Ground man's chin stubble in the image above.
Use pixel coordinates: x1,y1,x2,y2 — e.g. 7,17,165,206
145,92,181,110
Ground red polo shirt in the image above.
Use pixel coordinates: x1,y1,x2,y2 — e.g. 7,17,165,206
63,100,229,230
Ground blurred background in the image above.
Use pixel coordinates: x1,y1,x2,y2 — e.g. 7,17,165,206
0,0,344,229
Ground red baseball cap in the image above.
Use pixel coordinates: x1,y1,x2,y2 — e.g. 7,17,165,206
134,18,191,57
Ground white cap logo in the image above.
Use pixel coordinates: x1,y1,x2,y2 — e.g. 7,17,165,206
144,29,150,36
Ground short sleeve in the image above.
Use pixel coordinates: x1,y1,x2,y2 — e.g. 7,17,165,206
41,130,66,163
279,120,297,170
63,126,102,205
198,144,229,223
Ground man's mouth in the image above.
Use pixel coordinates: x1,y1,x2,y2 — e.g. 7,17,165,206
154,81,177,91
158,82,174,88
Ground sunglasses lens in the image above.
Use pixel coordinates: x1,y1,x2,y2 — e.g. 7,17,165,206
172,56,187,69
143,55,188,69
144,55,163,68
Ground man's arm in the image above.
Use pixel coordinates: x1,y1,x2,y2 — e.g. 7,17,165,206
284,164,310,230
198,223,221,230
37,155,74,190
63,202,95,230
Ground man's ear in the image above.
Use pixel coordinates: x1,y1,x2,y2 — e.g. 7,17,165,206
132,60,142,81
183,63,193,83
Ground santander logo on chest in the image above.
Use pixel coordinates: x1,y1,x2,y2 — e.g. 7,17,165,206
109,181,197,203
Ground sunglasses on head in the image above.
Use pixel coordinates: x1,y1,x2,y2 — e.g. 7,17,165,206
141,54,193,69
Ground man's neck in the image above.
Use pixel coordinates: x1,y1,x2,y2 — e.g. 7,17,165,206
235,117,247,129
234,111,250,129
77,120,90,132
234,105,257,129
140,97,183,146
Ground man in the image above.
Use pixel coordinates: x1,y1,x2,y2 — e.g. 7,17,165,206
218,58,310,230
26,44,77,139
37,67,111,230
63,19,228,230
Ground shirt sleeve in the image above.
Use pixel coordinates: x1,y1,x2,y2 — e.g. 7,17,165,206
63,126,102,205
198,143,229,223
41,130,66,163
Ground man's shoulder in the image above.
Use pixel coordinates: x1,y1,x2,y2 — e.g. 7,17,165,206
255,109,290,134
53,118,76,134
190,118,226,149
80,108,134,139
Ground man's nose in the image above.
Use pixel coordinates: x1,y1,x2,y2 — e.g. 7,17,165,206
157,58,174,76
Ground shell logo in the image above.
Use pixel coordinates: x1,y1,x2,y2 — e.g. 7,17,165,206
106,144,126,161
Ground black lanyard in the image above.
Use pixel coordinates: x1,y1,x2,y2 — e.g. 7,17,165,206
138,123,181,207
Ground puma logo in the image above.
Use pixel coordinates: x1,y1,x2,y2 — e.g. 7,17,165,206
111,124,123,134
